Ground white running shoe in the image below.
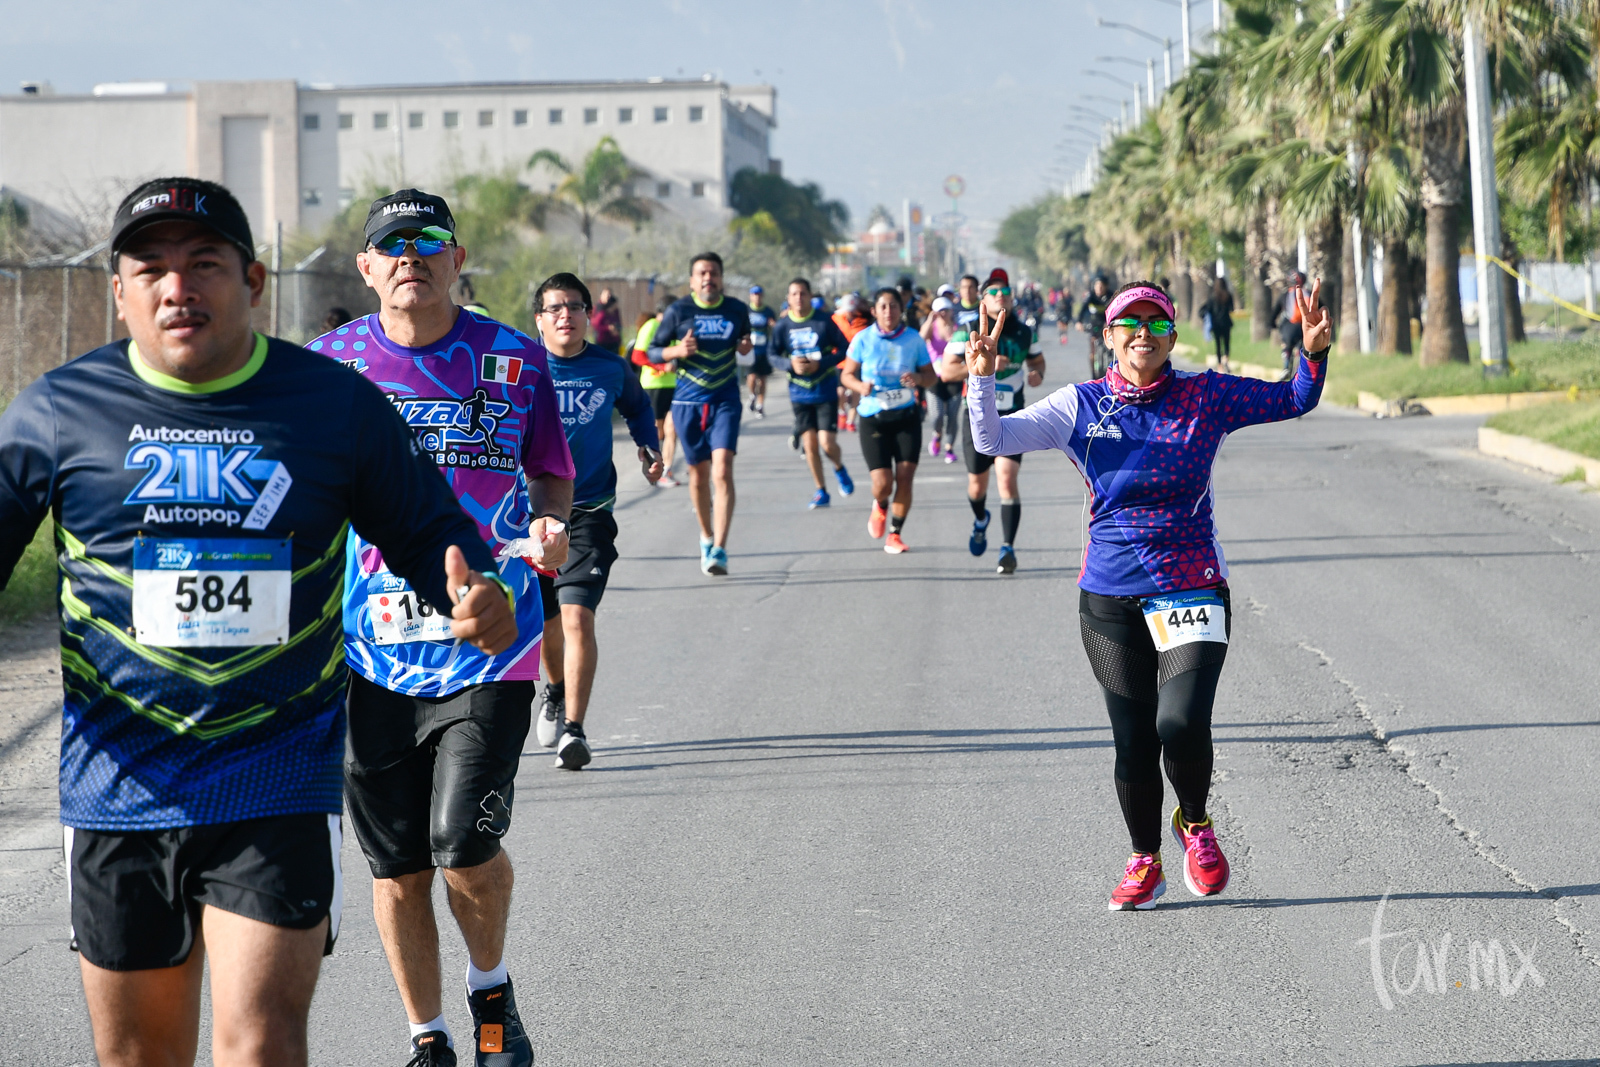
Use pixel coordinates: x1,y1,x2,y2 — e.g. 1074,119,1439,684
535,688,564,748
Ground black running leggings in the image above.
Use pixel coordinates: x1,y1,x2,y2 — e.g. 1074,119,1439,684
1078,588,1230,855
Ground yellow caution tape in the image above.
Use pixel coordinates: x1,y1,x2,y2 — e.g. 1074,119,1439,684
1479,253,1600,324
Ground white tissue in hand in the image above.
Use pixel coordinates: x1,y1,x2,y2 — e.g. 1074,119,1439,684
495,522,566,564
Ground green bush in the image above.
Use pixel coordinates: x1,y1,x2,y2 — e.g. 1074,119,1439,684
0,520,57,625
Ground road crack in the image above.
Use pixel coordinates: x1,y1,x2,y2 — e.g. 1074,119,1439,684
1295,639,1598,969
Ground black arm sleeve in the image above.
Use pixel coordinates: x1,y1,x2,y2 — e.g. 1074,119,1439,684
345,376,498,613
0,379,57,588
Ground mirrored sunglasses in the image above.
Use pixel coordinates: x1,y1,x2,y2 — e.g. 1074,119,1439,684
1109,317,1177,336
372,226,455,257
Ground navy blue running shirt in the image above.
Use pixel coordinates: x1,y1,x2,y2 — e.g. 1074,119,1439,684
770,310,848,405
545,344,660,510
647,293,751,403
0,336,498,830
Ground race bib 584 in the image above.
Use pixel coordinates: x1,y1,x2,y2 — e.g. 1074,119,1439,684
132,537,291,648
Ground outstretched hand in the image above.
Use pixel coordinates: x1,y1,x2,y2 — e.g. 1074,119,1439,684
965,306,1008,377
1296,279,1331,354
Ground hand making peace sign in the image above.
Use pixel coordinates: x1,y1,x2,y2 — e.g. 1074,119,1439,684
965,306,1008,378
1296,278,1331,354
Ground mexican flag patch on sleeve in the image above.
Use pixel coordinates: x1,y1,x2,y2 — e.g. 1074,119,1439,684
482,353,524,384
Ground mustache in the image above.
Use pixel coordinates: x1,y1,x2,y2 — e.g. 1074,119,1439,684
157,308,211,329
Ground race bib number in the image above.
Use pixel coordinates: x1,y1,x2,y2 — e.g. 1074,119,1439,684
994,383,1017,412
367,583,454,644
750,331,767,347
875,387,912,409
132,537,291,648
1142,591,1227,652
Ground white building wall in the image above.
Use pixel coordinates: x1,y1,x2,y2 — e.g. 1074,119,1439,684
0,94,189,224
0,78,773,242
296,81,773,235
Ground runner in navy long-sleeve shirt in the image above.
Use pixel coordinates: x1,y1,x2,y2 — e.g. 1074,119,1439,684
530,273,662,771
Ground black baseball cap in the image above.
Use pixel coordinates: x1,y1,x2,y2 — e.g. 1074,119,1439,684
364,189,455,246
110,177,255,261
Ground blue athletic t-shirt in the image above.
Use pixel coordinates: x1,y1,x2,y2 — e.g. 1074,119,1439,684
847,325,931,418
770,310,849,405
545,344,660,510
647,294,751,403
0,336,497,830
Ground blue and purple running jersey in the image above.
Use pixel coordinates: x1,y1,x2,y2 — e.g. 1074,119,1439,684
966,356,1326,596
308,309,575,697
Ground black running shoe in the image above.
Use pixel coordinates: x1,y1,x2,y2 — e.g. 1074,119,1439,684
407,1031,457,1067
556,722,592,770
466,978,534,1067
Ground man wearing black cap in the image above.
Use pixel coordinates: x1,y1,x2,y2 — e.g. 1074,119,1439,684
0,176,515,1066
940,268,1045,574
305,188,574,1067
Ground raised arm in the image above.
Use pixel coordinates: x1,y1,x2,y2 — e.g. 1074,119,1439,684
967,375,1078,457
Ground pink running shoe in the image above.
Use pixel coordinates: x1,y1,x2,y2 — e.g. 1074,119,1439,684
1170,808,1230,897
1108,852,1165,911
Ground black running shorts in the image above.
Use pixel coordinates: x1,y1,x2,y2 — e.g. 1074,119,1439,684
344,675,534,878
858,408,922,472
792,398,839,436
648,386,675,420
961,399,1024,474
66,813,342,971
537,508,618,615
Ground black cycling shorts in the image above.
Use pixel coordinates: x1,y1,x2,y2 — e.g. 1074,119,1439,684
344,674,534,878
859,408,921,472
748,356,773,377
792,398,839,436
66,813,341,971
961,399,1024,474
647,386,675,420
537,508,619,617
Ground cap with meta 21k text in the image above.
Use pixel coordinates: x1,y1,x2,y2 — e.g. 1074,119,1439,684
110,177,256,261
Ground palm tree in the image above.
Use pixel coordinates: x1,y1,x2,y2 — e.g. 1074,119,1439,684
527,136,654,248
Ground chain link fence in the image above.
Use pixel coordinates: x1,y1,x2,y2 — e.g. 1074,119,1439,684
0,260,377,403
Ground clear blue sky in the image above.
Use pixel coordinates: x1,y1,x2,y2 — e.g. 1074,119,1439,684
10,0,1217,231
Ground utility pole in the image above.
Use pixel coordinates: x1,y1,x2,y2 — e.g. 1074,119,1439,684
1463,16,1508,375
1181,0,1192,68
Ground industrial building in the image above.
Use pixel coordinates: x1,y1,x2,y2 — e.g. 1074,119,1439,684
0,77,778,246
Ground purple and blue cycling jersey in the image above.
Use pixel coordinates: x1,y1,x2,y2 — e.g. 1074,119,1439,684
967,356,1326,596
309,309,575,696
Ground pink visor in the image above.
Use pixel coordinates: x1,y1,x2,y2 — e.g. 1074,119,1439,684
1104,286,1176,323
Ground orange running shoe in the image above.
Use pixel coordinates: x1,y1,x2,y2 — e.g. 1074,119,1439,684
867,500,887,539
1108,852,1165,911
884,532,908,554
1170,808,1231,896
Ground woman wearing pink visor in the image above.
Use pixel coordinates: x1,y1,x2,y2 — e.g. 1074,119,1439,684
964,279,1331,910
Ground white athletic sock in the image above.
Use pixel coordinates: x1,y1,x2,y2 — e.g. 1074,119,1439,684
467,958,509,992
410,1014,453,1048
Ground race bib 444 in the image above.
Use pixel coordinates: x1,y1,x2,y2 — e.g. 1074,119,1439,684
132,537,291,648
1141,590,1227,652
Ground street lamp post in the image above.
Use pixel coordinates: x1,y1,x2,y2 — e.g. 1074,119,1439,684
1097,56,1153,107
1097,19,1174,92
1151,0,1197,68
1085,70,1139,131
1463,16,1508,375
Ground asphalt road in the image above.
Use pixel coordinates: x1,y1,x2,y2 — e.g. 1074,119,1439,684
2,345,1597,1066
